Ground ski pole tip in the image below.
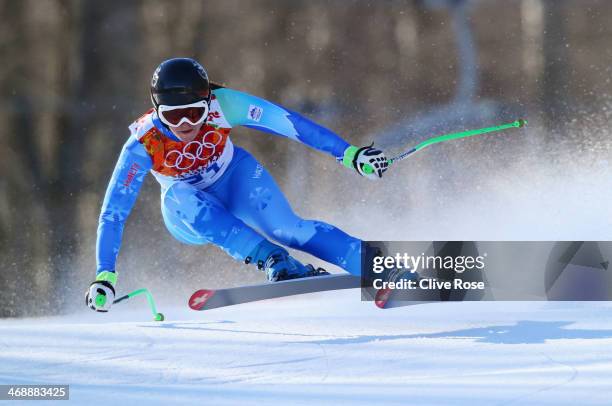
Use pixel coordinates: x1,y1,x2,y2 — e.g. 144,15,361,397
515,118,528,128
155,312,165,322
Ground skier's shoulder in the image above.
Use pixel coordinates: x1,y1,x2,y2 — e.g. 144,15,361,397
212,84,258,104
128,108,158,141
211,85,278,127
209,83,239,128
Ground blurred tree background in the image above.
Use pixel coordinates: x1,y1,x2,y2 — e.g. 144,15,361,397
1,0,612,317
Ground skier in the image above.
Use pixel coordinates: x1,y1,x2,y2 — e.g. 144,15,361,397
86,57,389,312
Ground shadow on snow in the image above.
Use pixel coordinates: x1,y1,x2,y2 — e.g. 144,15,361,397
306,320,612,345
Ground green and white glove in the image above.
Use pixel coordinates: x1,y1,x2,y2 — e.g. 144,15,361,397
85,271,117,312
342,144,389,180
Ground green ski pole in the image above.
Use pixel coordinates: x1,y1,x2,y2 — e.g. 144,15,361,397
362,118,527,174
113,288,165,321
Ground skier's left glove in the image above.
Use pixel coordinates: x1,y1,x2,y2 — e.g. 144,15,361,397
85,271,116,312
341,144,389,180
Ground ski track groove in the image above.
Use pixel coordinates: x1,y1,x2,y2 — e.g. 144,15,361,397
496,352,580,406
316,342,330,383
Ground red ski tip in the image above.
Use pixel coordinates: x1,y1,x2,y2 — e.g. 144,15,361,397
189,289,216,310
374,288,392,309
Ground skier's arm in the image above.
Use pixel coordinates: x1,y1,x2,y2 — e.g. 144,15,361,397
214,87,350,159
96,137,152,280
215,87,388,179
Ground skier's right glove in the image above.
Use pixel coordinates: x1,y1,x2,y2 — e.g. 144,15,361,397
342,144,389,180
85,271,117,312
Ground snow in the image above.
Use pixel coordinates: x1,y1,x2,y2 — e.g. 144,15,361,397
1,290,612,405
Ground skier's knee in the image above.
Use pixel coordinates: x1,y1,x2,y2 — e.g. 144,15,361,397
161,183,216,245
163,182,197,209
162,183,218,223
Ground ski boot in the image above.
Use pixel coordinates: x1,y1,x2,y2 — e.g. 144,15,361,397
262,252,329,282
246,240,329,282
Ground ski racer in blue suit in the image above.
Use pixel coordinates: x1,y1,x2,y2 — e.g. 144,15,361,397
86,58,389,312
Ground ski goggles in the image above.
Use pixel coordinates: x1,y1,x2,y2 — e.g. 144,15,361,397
157,100,209,128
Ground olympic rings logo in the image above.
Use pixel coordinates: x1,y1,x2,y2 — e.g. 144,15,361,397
163,131,223,170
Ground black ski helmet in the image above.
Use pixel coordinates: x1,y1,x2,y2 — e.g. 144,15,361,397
150,58,210,108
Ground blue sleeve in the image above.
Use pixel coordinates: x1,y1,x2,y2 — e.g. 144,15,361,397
214,88,350,159
96,136,152,274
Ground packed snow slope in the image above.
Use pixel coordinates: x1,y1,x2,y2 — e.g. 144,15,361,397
1,289,612,405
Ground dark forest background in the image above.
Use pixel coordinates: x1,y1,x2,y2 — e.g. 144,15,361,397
2,0,612,317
